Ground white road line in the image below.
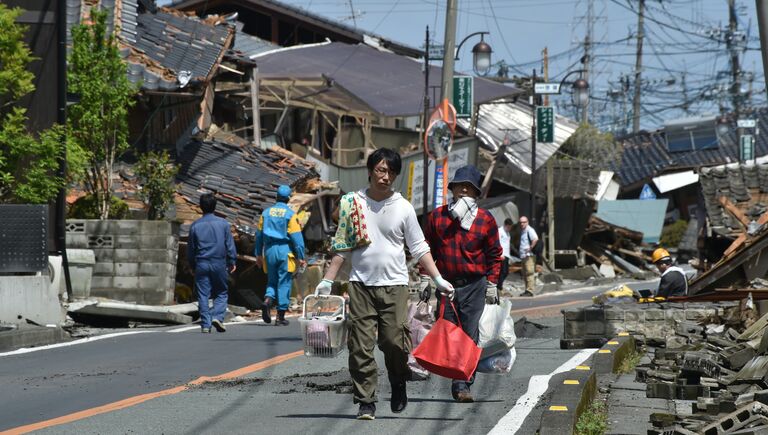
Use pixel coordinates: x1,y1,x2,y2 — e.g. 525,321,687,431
487,348,597,435
0,331,154,357
166,320,266,333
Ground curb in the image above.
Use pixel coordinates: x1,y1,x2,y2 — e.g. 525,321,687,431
592,333,636,374
538,363,597,435
539,335,637,434
0,326,70,352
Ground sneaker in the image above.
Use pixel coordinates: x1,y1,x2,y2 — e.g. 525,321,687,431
212,319,226,332
201,327,211,333
390,381,408,413
356,403,376,420
262,297,273,324
521,291,535,297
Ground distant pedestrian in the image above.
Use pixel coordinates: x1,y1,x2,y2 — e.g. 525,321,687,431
314,148,453,420
254,185,306,326
497,218,514,294
422,164,503,402
187,193,237,333
519,216,538,296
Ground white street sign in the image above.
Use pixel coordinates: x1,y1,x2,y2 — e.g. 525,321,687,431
534,83,561,94
737,119,756,128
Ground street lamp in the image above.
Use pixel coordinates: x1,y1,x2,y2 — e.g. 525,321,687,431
455,31,493,76
571,78,590,110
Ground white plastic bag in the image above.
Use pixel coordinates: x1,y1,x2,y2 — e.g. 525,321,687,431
477,348,516,374
407,300,434,380
478,299,516,360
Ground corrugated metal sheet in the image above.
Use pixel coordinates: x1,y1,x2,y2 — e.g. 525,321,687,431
253,42,520,117
615,109,768,188
232,30,279,57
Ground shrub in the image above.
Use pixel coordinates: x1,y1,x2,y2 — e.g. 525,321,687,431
660,220,689,248
68,194,129,219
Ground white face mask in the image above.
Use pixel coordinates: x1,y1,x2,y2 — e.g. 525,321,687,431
449,197,478,230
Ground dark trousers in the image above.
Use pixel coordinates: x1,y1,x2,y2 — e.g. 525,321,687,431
436,276,486,393
497,258,510,290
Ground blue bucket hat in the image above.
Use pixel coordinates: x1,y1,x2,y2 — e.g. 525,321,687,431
448,165,482,194
277,185,292,199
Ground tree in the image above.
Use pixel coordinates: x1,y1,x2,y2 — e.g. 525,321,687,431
559,123,622,170
68,9,137,219
0,5,66,204
135,151,179,220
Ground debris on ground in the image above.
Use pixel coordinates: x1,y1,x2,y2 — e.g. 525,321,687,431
622,298,768,434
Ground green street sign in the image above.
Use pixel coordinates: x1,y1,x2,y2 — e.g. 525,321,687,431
452,76,473,118
536,106,554,143
741,134,755,161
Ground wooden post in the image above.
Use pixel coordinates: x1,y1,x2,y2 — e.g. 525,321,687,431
249,66,262,149
547,158,555,270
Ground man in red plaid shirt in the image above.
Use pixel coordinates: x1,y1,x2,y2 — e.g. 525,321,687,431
421,164,503,403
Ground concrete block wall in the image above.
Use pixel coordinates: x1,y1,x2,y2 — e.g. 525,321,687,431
563,303,728,340
66,220,178,305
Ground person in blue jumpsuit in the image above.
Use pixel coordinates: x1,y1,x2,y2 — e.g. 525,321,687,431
187,193,237,333
254,185,306,326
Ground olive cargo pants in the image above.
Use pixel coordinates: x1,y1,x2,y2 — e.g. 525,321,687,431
347,282,411,405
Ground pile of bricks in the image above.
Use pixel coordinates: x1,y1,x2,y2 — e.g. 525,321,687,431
636,307,768,434
561,302,736,348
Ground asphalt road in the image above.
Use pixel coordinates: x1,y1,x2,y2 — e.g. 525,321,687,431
0,279,657,434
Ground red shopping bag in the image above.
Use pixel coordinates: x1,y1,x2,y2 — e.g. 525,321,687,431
412,297,482,381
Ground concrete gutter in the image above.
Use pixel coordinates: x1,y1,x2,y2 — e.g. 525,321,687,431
539,334,637,434
0,326,71,352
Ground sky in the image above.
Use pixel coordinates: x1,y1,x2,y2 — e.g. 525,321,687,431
160,0,767,133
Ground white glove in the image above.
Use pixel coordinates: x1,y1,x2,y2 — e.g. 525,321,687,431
486,282,499,304
314,279,333,296
433,275,455,301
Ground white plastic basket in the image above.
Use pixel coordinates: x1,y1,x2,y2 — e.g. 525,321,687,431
299,294,347,358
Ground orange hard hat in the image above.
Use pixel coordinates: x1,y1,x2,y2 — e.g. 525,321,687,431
651,248,671,264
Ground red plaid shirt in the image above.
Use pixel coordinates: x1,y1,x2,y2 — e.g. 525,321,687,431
423,205,503,284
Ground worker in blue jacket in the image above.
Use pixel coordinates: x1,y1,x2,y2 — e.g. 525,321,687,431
187,193,237,334
254,185,306,326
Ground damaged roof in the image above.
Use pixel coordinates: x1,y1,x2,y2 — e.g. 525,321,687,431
67,0,233,91
614,108,768,188
253,42,520,117
176,129,318,231
699,160,768,232
461,101,578,176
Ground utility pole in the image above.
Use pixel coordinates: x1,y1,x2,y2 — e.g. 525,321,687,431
632,0,645,133
57,0,73,301
681,69,690,115
543,48,555,270
756,0,768,100
728,0,743,160
440,0,458,101
422,26,431,221
530,68,538,228
582,0,593,124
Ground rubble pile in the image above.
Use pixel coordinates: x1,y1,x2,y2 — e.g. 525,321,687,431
580,215,655,279
637,303,768,434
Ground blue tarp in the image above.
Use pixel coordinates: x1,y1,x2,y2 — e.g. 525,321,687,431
595,199,669,244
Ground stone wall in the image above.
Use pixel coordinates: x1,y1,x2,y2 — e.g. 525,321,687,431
563,303,736,341
66,220,178,305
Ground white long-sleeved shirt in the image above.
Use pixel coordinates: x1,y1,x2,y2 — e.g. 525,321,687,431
498,226,511,259
340,189,430,286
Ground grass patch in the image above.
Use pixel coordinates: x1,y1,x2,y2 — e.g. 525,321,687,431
575,400,608,435
618,349,643,374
